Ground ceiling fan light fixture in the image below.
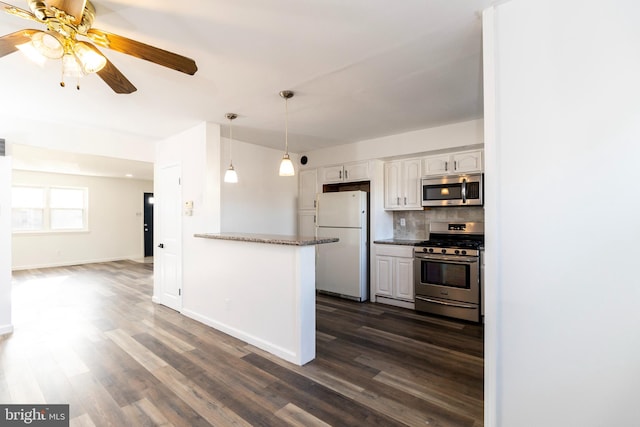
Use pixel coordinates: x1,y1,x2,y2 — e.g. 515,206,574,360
279,90,295,177
224,113,239,183
16,41,47,66
31,31,64,59
73,41,106,74
62,52,83,78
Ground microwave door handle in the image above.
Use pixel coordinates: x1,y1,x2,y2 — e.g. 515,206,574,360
461,178,467,203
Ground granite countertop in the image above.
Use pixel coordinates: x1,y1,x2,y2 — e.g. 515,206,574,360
373,238,425,246
194,232,339,246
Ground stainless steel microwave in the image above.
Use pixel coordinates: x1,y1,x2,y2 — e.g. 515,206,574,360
421,173,483,207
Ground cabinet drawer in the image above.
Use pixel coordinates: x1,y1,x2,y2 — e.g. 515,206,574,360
375,244,414,258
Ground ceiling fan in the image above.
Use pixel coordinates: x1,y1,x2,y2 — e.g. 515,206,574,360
0,0,197,93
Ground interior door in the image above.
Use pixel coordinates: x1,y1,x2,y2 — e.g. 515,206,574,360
157,164,182,311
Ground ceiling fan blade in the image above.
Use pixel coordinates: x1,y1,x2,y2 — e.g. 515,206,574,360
83,43,136,94
0,29,40,58
97,60,137,94
0,1,39,22
46,0,86,24
86,28,198,75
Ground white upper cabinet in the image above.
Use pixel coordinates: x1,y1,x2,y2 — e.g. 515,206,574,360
452,151,483,173
422,150,483,176
384,158,422,210
298,169,318,210
319,161,370,184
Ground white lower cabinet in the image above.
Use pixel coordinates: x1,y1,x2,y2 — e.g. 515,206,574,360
374,244,415,308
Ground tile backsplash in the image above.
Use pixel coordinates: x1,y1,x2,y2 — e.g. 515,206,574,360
393,207,485,240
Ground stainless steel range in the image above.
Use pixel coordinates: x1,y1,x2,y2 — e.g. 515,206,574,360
414,222,484,322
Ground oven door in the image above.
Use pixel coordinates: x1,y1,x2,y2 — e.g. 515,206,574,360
414,254,480,304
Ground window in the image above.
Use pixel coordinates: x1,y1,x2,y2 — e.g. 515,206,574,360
12,186,88,232
11,186,44,231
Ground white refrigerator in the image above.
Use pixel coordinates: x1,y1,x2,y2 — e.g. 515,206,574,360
315,190,368,301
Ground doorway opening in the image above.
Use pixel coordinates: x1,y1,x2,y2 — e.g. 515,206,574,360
144,192,154,258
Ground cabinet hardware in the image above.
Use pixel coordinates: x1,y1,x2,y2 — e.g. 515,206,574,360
404,197,407,205
454,161,458,170
158,243,164,248
339,170,342,179
345,170,348,179
397,197,400,205
445,161,448,171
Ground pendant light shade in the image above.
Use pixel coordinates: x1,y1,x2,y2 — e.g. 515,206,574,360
224,113,239,183
279,90,295,177
279,153,295,176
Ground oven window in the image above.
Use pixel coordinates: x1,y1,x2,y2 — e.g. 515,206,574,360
420,260,470,289
424,184,462,201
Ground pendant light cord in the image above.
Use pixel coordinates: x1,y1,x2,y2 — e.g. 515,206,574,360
229,117,233,165
284,97,289,155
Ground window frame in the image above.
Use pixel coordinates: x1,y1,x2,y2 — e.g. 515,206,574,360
11,185,89,234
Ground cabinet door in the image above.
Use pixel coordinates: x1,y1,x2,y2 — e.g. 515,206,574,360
375,255,393,297
402,158,422,208
298,210,316,237
394,257,414,301
344,161,369,182
298,169,317,210
422,154,451,175
320,165,344,183
384,161,402,209
453,151,483,173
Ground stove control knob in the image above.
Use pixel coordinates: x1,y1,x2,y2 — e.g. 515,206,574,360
461,250,467,255
428,248,434,253
455,249,460,255
441,249,447,254
422,248,428,253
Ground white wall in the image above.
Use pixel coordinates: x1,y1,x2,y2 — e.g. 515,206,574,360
299,118,483,168
220,137,298,235
12,170,153,269
0,157,12,335
485,1,640,425
0,117,155,163
154,121,298,303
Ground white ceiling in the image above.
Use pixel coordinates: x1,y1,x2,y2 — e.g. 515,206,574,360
0,0,492,175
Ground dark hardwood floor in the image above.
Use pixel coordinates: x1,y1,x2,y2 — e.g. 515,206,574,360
2,261,484,426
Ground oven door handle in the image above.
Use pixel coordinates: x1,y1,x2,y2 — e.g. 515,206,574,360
415,255,478,263
415,296,477,310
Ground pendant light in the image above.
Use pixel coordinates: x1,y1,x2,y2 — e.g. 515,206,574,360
224,113,239,183
279,90,295,176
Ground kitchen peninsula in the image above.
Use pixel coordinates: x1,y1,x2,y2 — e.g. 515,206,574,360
189,232,338,365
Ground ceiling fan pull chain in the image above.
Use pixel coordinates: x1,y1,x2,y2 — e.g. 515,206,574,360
60,63,65,87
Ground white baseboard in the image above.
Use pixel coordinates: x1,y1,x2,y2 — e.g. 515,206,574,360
181,309,300,365
0,324,14,336
375,295,415,310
